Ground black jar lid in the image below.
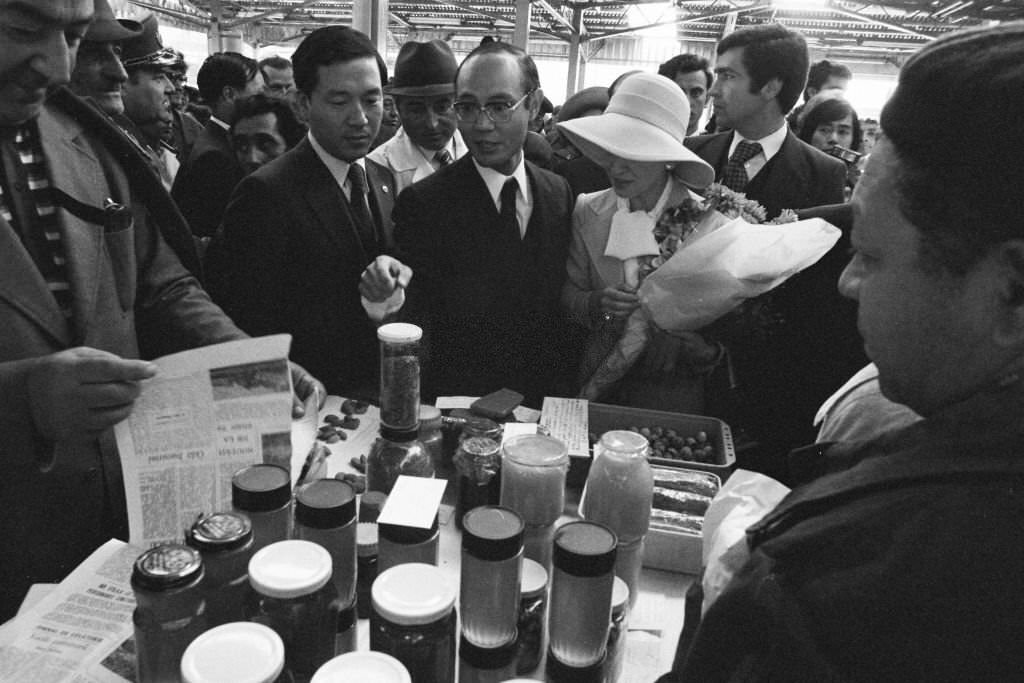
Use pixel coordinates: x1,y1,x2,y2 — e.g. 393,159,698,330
459,634,518,670
131,543,204,591
378,514,439,545
231,463,291,512
462,506,524,561
187,511,253,552
379,425,420,442
295,479,357,529
546,648,606,682
552,521,617,577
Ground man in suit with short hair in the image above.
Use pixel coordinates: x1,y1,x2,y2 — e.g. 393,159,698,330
362,41,574,406
172,51,263,238
682,24,861,475
208,26,396,398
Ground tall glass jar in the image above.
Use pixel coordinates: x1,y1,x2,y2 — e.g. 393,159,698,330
499,434,568,570
232,463,293,555
579,430,653,609
131,544,207,683
453,436,502,530
371,563,457,683
547,521,617,669
248,540,340,682
180,622,285,683
378,323,422,433
186,511,255,628
460,506,524,648
458,636,518,683
294,478,358,607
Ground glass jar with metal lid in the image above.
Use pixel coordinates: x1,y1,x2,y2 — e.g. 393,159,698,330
186,510,255,627
248,540,340,681
131,543,207,683
371,562,457,683
294,478,358,606
453,435,502,531
180,621,286,683
500,433,569,570
311,652,411,683
232,463,293,554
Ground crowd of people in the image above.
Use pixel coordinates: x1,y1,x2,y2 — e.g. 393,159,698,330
4,0,1024,678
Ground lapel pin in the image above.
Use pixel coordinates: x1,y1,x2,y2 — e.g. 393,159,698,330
382,185,389,194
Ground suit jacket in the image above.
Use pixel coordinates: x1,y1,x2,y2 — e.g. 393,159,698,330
685,131,861,474
206,139,395,397
172,120,243,238
367,127,467,198
0,99,245,620
394,155,574,407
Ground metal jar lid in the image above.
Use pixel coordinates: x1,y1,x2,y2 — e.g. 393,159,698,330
131,543,203,592
311,652,411,683
248,540,332,599
462,506,524,561
552,521,617,577
187,511,253,552
180,622,284,683
295,479,357,529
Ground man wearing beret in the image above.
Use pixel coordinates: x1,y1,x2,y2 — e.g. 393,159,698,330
368,40,467,197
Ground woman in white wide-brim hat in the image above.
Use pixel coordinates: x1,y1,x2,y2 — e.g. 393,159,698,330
558,72,718,411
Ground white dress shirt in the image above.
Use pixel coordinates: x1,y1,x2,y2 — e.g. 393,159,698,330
472,155,532,238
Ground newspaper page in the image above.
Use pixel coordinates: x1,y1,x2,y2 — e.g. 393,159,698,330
114,335,293,548
0,539,142,683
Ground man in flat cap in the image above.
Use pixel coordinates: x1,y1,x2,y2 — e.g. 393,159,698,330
368,40,466,197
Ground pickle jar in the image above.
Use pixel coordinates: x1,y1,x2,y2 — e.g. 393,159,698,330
186,511,254,628
131,544,208,683
371,562,457,683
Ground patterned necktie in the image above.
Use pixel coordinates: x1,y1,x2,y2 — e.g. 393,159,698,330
721,140,763,192
434,149,453,166
347,163,378,255
500,178,520,240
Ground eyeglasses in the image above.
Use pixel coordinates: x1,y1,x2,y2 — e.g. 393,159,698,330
453,90,534,123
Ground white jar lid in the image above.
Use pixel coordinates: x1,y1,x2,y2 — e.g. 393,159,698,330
372,562,456,626
248,540,331,598
611,575,630,612
520,557,548,598
180,622,284,683
311,651,412,683
377,322,422,343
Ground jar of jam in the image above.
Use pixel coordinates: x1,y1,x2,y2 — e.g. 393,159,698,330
248,540,340,681
311,652,411,683
232,463,293,555
180,622,286,683
516,557,548,675
460,506,523,648
131,544,207,683
371,562,457,683
453,436,501,530
186,511,254,628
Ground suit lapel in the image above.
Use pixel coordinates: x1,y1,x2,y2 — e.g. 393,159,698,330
366,159,395,250
36,106,107,344
0,212,71,345
747,131,810,216
292,141,367,264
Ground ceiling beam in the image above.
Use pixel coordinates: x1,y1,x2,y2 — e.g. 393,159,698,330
827,3,934,39
222,0,322,29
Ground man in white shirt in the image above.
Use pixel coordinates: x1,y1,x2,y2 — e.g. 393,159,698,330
367,40,466,197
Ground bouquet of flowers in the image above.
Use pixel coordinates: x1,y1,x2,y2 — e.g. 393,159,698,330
579,184,840,400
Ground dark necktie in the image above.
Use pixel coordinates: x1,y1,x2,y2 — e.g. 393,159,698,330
500,178,520,240
721,140,763,192
347,163,378,255
434,149,453,166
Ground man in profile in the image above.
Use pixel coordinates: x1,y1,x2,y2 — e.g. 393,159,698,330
368,40,467,197
68,0,140,117
657,53,712,136
662,22,1024,681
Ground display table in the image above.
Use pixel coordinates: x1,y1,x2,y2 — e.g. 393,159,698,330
298,396,694,681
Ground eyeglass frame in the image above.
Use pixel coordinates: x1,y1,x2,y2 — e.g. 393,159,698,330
453,89,536,124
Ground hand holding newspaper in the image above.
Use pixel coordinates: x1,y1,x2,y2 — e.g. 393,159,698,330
114,335,294,548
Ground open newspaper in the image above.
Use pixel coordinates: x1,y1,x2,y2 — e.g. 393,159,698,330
0,540,141,683
114,335,294,548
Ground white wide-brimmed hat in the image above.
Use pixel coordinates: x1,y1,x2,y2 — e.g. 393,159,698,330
557,72,715,190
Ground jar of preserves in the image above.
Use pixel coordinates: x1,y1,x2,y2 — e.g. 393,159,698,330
356,522,379,619
186,511,254,627
453,436,501,530
515,558,548,675
248,540,340,681
378,515,440,572
131,544,208,683
499,434,568,570
311,652,411,683
294,479,358,606
460,506,524,648
371,563,457,683
180,622,286,683
232,463,292,555
378,323,422,433
458,636,518,683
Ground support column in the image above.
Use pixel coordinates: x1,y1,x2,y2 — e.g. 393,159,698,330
565,6,583,100
352,0,390,51
206,0,223,54
722,11,738,36
513,0,532,50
